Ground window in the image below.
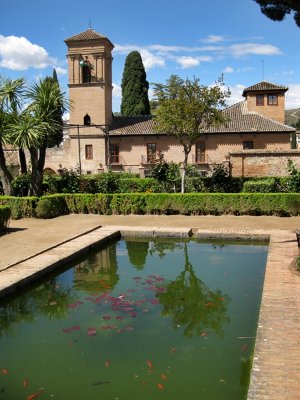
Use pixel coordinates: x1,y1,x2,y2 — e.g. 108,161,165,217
243,141,253,150
256,94,264,106
196,142,205,163
110,143,119,163
267,94,278,105
82,64,91,83
147,143,156,163
84,114,91,126
85,144,93,159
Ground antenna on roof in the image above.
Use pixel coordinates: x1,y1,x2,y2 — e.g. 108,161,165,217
88,14,92,29
261,59,265,81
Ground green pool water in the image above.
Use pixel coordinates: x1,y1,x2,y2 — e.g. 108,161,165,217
0,238,268,400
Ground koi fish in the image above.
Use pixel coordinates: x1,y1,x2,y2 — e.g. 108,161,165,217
157,383,164,390
23,378,29,387
241,344,249,352
87,327,97,336
105,360,110,367
1,368,8,375
26,388,44,400
169,347,176,354
146,360,153,369
92,381,110,386
205,302,215,307
160,373,167,381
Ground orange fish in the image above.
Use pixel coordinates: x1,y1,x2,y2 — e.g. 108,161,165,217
170,347,176,354
157,383,164,390
105,360,110,367
23,378,29,387
26,388,44,400
160,373,167,381
146,360,153,369
205,302,215,307
1,368,8,374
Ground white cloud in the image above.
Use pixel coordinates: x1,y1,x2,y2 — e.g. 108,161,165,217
202,35,225,43
0,35,55,70
223,66,234,73
176,56,200,69
230,43,281,57
139,49,165,70
175,55,212,69
285,84,300,109
54,66,67,75
226,84,245,106
112,83,122,98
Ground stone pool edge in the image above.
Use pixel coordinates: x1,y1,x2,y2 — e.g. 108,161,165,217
0,226,298,400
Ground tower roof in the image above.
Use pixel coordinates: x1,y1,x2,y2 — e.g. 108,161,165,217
65,28,113,47
242,81,288,97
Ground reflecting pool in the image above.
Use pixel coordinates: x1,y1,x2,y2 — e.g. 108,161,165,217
0,238,268,400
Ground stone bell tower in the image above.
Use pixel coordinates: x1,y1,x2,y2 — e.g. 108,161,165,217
65,28,114,127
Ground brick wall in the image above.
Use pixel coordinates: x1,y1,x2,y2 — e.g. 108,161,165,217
230,149,300,177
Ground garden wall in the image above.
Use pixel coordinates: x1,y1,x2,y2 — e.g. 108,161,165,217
230,149,300,177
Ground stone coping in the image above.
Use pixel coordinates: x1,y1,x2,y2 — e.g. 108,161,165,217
0,225,299,400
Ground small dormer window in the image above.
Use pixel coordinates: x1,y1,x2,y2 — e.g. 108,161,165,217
84,114,91,125
256,94,264,106
267,94,278,105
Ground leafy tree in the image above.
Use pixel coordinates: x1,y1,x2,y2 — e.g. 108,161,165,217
24,77,67,196
121,51,150,116
153,75,230,193
0,77,26,195
253,0,300,27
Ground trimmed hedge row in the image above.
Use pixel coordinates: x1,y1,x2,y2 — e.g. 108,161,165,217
0,205,11,231
0,196,38,219
1,193,300,218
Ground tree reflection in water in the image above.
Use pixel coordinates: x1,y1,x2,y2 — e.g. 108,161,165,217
0,279,73,337
156,242,230,337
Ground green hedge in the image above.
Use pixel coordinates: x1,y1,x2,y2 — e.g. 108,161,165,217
35,194,69,219
0,196,38,219
1,192,300,218
0,205,11,231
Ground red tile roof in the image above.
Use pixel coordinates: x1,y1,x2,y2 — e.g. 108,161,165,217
242,81,288,97
108,101,295,135
65,29,113,47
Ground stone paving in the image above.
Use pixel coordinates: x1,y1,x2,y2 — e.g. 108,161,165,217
0,214,300,399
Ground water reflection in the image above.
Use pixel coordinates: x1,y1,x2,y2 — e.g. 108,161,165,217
126,240,149,270
156,243,230,337
74,244,119,292
0,279,73,337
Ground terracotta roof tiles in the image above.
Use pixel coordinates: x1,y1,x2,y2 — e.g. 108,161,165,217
242,81,288,96
108,102,294,135
65,28,111,43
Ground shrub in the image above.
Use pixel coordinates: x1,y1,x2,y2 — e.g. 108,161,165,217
287,160,300,192
0,196,38,219
242,178,276,193
35,195,69,219
110,194,146,214
0,205,11,231
11,173,31,196
64,193,112,215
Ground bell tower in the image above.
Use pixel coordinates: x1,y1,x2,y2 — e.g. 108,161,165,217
65,28,114,127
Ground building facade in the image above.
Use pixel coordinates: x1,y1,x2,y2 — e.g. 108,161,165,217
44,28,296,177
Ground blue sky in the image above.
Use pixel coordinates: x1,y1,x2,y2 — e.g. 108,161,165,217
1,0,300,112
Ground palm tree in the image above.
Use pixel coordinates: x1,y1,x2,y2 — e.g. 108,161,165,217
25,77,68,196
0,77,25,195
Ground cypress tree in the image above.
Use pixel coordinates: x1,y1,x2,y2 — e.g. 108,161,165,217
121,51,150,116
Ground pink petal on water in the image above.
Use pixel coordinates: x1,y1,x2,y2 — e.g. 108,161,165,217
87,327,97,336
